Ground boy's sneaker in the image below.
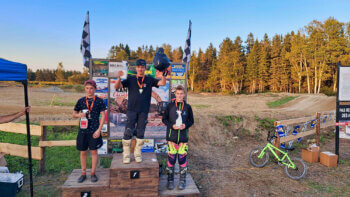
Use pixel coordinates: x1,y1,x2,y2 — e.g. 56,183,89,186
91,174,98,182
77,175,86,183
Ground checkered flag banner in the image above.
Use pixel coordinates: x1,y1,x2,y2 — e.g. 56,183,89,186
182,20,192,70
80,11,91,68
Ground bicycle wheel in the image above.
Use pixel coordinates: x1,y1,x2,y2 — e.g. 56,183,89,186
284,157,307,180
249,147,269,168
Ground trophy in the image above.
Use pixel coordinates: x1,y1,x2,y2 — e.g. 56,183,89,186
175,110,182,128
80,109,89,129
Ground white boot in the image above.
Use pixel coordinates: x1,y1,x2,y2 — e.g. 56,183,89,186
122,139,131,164
134,138,144,163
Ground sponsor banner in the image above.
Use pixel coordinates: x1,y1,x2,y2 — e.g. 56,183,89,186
171,64,186,79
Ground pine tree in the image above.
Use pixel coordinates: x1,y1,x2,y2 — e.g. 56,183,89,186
245,40,260,93
257,34,270,92
269,35,283,92
55,62,65,82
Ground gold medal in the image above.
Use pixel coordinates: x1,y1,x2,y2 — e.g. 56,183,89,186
137,74,145,94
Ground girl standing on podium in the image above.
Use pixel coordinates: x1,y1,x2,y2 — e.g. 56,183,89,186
162,85,194,190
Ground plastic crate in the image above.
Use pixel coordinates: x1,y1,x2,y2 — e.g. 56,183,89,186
0,173,24,197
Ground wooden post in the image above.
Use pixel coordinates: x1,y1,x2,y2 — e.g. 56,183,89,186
273,121,280,156
316,112,321,146
39,125,47,173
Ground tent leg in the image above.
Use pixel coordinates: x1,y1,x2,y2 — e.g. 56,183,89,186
23,81,34,197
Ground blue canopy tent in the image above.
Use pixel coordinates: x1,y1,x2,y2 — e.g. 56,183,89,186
0,58,34,197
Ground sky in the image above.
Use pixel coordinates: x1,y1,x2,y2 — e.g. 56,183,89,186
1,0,350,71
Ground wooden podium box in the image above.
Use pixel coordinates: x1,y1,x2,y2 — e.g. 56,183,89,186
61,168,110,197
61,152,200,196
109,153,159,196
158,174,200,197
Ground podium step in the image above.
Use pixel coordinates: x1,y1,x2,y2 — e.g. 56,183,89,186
61,168,110,197
61,153,200,196
109,153,159,196
158,173,200,197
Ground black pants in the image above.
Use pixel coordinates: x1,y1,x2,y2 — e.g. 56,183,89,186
123,111,148,140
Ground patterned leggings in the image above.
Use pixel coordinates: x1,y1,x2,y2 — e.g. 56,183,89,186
167,141,188,168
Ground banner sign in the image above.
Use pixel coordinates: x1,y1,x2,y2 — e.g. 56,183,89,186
171,64,186,79
339,67,350,101
337,105,350,121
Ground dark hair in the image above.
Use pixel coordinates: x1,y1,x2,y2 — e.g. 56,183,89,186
175,85,185,92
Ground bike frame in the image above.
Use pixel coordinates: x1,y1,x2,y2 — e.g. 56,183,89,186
258,142,296,169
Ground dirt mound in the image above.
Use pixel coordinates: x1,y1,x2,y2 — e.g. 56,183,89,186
279,94,335,113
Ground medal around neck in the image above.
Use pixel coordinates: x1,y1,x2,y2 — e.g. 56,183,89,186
139,88,143,94
176,110,183,127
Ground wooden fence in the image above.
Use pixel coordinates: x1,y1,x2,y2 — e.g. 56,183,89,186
0,120,79,173
273,110,335,150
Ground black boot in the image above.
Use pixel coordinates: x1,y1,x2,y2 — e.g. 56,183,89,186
178,167,187,190
166,167,175,190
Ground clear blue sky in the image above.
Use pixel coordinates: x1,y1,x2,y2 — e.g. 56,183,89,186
1,0,350,71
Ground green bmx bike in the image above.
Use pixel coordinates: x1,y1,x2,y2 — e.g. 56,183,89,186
249,130,307,180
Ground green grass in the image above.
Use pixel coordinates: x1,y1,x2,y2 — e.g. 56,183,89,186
74,85,85,92
192,104,211,109
255,116,275,131
52,97,76,106
216,115,243,127
0,126,112,176
266,96,299,108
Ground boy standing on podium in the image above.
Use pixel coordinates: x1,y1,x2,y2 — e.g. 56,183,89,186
114,59,167,164
162,85,194,190
73,80,106,183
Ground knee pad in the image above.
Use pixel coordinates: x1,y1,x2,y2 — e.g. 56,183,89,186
178,153,187,167
123,128,134,140
178,143,188,155
167,142,178,155
167,153,176,167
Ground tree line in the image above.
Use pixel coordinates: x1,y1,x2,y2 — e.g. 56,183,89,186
108,17,349,94
28,62,89,84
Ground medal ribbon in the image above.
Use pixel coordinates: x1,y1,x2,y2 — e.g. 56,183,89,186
136,74,145,89
175,100,184,112
86,96,96,114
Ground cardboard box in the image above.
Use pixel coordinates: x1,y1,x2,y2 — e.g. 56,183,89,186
302,146,319,163
320,151,338,167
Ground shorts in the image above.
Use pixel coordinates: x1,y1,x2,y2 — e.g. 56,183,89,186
76,132,103,151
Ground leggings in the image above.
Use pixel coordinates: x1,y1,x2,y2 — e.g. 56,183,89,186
167,141,188,168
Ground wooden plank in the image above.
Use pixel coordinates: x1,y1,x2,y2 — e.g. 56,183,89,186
63,188,158,197
274,121,281,156
110,153,159,190
316,112,321,145
277,116,314,126
39,125,47,173
0,143,42,160
0,123,41,136
280,130,315,143
40,120,79,126
159,174,200,197
110,152,159,170
39,140,76,147
62,169,109,189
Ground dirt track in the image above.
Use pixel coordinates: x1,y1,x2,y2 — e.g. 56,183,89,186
2,86,349,196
